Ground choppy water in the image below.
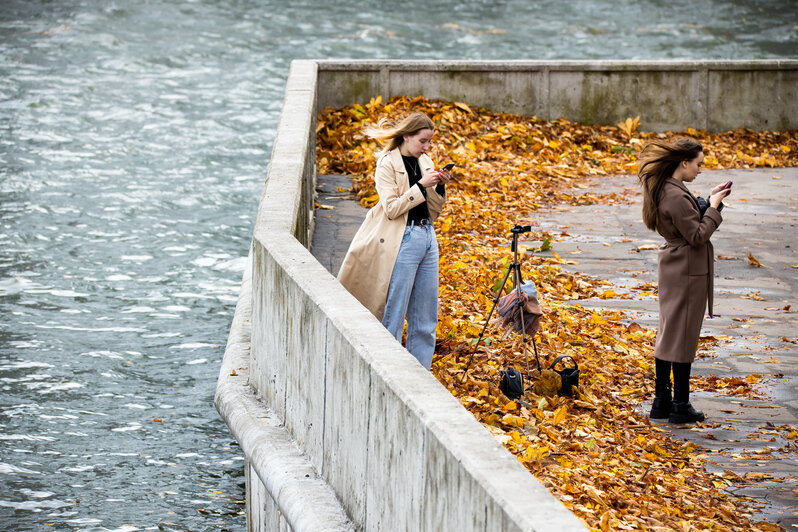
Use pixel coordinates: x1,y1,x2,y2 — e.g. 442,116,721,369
0,0,795,529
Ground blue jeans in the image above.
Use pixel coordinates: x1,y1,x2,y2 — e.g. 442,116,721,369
382,225,439,369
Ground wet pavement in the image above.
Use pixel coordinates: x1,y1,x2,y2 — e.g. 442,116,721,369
533,166,797,528
311,168,797,528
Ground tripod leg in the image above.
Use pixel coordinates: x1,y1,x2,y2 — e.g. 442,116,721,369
461,263,514,381
513,264,532,377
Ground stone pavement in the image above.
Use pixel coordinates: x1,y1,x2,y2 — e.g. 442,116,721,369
532,166,797,528
311,175,365,277
311,168,797,528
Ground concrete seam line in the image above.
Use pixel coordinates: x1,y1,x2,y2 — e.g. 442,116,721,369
215,253,354,531
321,317,329,478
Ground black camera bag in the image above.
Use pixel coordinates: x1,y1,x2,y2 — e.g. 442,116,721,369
549,355,580,396
498,367,524,400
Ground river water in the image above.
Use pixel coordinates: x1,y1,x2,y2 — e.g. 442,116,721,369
0,0,795,530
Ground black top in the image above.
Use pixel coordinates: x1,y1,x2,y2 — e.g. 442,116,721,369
401,155,445,225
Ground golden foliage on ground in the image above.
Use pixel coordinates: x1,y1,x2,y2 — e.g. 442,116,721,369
316,96,797,531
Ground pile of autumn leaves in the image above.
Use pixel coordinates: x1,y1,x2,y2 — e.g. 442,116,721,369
316,96,798,532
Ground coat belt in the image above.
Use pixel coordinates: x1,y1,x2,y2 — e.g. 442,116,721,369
662,238,715,318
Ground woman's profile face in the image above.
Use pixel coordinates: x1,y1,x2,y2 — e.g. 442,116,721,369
678,151,704,182
403,128,434,158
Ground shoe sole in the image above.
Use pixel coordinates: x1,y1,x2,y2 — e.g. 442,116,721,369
668,415,705,424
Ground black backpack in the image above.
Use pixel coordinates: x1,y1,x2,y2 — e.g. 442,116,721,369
498,367,524,400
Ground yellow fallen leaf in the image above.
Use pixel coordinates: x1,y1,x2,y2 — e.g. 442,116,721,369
552,405,567,426
360,194,379,207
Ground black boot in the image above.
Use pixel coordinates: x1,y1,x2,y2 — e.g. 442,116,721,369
669,362,705,424
669,401,705,424
650,358,672,419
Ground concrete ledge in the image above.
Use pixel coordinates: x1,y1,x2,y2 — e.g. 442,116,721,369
215,252,354,531
248,213,586,531
316,59,798,132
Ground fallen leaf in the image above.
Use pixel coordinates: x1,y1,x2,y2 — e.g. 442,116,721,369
318,97,798,532
627,323,644,334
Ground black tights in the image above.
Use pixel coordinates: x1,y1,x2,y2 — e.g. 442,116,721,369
655,358,692,403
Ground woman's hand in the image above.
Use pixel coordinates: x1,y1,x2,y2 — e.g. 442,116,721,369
709,185,731,209
419,170,441,188
437,168,452,184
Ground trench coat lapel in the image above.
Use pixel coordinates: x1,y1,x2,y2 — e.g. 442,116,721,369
669,178,700,211
389,148,410,194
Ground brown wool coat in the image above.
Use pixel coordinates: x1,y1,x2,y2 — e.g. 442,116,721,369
654,178,723,363
338,148,446,320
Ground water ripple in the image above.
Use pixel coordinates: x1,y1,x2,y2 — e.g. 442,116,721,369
1,0,795,529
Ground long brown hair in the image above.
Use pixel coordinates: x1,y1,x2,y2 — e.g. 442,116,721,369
364,112,435,158
637,139,703,231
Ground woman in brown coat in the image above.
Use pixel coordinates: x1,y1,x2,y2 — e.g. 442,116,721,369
638,139,731,424
338,112,450,369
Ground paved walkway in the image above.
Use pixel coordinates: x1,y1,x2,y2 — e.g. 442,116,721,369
311,175,365,277
310,168,797,528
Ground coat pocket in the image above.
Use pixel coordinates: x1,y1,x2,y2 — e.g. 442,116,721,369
687,244,709,275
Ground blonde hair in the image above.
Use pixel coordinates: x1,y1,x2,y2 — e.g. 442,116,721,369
637,138,703,231
364,112,435,157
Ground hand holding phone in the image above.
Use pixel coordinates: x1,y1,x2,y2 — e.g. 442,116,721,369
721,180,733,190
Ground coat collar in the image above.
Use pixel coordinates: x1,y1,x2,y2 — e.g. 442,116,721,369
666,177,699,209
388,147,406,174
387,147,433,173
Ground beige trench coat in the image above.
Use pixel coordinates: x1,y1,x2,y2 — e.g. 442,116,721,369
338,148,446,320
654,178,723,363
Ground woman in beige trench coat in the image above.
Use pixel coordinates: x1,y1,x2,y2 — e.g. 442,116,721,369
338,112,450,369
638,139,731,424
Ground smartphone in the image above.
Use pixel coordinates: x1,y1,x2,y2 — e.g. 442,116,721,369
722,180,733,190
442,162,455,171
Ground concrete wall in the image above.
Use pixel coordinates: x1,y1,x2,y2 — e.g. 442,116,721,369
217,59,798,532
316,60,798,132
217,59,588,531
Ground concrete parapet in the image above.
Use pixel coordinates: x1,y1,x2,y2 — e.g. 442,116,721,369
215,252,354,531
217,58,589,531
316,59,798,132
217,59,797,531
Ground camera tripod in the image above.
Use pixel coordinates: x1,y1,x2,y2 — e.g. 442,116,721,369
461,224,542,382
